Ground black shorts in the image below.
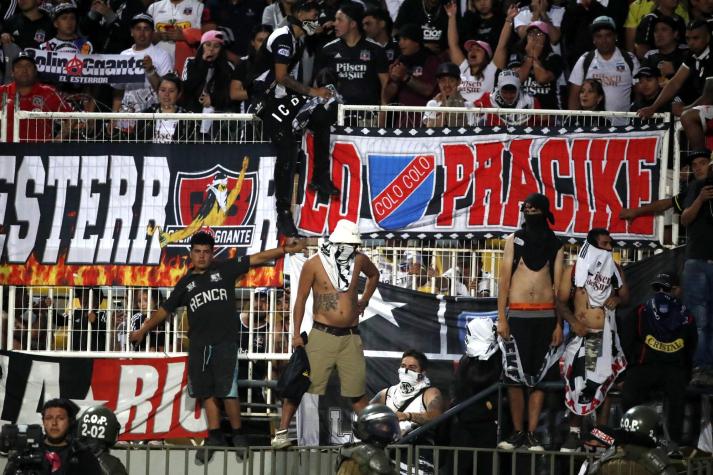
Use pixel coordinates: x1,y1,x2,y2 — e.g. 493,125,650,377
188,341,239,399
508,310,558,382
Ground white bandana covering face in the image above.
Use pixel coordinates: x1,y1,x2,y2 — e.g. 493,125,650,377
390,367,431,410
318,238,357,292
465,316,499,360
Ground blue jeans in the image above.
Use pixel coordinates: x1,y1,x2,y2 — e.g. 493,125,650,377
683,259,713,368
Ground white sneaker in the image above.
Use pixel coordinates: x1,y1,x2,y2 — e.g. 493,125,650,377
271,429,291,449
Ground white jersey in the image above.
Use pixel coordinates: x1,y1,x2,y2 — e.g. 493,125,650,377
147,0,203,60
569,48,639,115
458,60,497,104
39,36,93,54
384,384,427,436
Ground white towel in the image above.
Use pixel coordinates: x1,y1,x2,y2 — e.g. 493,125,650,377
574,243,622,308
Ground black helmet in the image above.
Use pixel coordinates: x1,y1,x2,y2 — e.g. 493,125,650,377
620,406,661,444
77,406,121,448
352,404,399,447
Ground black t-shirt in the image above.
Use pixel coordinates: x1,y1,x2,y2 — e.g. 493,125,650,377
517,51,563,109
682,46,713,103
643,46,687,79
44,444,104,475
162,257,250,346
683,179,713,260
382,38,400,65
394,0,449,51
459,11,503,52
635,10,687,49
316,36,388,105
211,0,265,57
2,12,55,48
249,24,303,97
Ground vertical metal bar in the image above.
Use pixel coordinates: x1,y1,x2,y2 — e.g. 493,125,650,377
105,288,113,352
12,95,20,143
7,287,15,350
45,288,53,350
26,287,33,350
86,288,94,351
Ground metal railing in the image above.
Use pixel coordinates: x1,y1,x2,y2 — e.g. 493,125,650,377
0,443,706,475
9,110,266,143
337,104,671,129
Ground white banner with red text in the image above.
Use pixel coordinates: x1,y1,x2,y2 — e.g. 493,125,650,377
296,127,668,245
0,351,206,440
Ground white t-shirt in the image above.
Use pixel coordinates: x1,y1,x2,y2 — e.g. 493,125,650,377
458,60,497,104
514,5,565,54
114,44,174,111
147,0,203,61
154,118,178,143
569,48,639,114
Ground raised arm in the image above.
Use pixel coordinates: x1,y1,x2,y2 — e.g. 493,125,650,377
445,1,465,65
493,4,518,70
249,239,307,266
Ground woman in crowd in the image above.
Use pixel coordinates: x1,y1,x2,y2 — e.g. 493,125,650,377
563,78,608,127
139,73,195,143
181,30,235,138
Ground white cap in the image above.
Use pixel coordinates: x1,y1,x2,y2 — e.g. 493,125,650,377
497,69,520,90
328,219,362,244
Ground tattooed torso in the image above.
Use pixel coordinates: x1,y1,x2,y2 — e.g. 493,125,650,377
312,257,361,327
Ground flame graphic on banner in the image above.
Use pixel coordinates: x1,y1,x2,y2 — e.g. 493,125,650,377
0,251,283,287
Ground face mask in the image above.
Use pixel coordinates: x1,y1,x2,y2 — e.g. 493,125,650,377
336,244,356,263
301,19,319,36
523,213,546,232
398,367,423,389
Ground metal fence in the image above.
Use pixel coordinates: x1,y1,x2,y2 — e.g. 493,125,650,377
0,444,706,475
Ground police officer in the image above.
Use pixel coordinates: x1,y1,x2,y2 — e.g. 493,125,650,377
336,404,399,475
249,0,338,237
587,406,678,475
316,2,389,107
622,273,697,446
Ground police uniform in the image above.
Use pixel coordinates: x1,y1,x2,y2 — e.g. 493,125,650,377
161,257,250,398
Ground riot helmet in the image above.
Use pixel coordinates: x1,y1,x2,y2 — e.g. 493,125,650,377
76,405,121,449
620,406,662,445
352,404,399,447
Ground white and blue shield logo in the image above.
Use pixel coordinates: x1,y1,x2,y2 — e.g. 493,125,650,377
367,154,435,230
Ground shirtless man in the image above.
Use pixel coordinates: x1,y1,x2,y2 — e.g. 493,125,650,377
496,193,564,451
271,219,380,449
558,228,628,452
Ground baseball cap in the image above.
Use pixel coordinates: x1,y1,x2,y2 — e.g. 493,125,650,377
684,148,712,167
651,14,678,31
200,30,225,45
463,40,492,60
130,13,154,28
398,23,422,43
53,2,78,19
497,69,520,90
527,21,549,35
435,62,460,79
12,52,36,67
634,65,661,79
651,273,674,291
590,16,616,33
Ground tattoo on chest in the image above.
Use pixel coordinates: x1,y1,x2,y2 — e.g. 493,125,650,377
314,293,338,312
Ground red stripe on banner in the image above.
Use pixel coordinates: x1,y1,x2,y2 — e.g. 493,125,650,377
371,155,435,222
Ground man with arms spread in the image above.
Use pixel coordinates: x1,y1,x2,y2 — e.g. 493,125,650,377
271,219,379,448
130,231,306,464
496,193,565,451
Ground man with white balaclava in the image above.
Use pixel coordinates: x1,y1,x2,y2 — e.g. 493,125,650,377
271,219,380,449
474,69,540,126
372,349,443,474
561,228,629,446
